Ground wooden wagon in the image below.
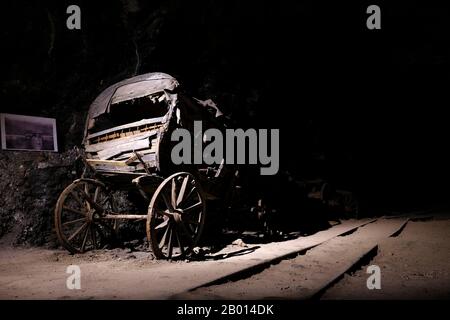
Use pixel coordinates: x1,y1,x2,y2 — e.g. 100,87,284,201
54,72,235,259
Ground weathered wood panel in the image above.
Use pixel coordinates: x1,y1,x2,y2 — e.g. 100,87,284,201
97,138,150,160
85,130,158,153
87,117,164,140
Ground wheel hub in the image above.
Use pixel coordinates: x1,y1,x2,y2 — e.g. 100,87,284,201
86,209,100,222
172,209,183,223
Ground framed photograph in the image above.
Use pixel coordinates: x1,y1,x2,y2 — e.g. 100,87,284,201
0,113,58,152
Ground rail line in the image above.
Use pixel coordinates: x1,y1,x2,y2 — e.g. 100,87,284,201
174,217,411,299
170,218,380,298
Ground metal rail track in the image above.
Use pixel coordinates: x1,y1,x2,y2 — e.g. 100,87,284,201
174,217,411,299
170,218,380,298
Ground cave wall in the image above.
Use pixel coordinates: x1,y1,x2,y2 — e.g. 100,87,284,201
1,0,277,245
1,0,449,245
0,0,162,245
0,149,80,245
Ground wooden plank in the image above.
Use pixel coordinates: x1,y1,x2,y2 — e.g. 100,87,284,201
87,117,164,140
97,138,150,160
111,82,166,104
85,130,158,153
86,159,129,167
135,159,157,170
114,148,155,162
92,165,137,172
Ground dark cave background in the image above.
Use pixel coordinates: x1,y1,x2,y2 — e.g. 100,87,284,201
0,0,449,245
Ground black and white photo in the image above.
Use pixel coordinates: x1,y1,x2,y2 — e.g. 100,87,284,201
0,113,58,152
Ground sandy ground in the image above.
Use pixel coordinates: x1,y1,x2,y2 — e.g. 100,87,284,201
0,218,370,299
322,218,450,299
0,217,448,299
186,217,450,299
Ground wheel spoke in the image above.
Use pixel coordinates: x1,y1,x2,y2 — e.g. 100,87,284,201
167,227,174,259
62,217,85,227
171,179,177,207
84,184,91,211
179,222,194,246
155,208,172,218
178,187,196,208
176,176,189,206
79,189,104,213
182,202,202,213
93,186,100,202
159,223,170,248
68,222,88,241
70,191,84,208
99,196,110,206
155,217,169,230
188,223,196,233
79,188,94,204
176,231,185,256
182,216,200,225
161,193,174,211
81,226,90,252
63,206,87,217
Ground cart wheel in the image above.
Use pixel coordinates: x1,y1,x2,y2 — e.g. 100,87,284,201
147,172,206,259
55,179,116,254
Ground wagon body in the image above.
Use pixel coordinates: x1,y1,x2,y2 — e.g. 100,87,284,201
82,72,223,182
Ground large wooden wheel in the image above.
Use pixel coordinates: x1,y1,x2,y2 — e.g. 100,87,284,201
55,179,116,253
147,172,206,259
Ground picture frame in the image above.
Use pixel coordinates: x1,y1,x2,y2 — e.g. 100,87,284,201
0,113,58,152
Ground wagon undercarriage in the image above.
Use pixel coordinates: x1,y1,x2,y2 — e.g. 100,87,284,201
55,172,206,259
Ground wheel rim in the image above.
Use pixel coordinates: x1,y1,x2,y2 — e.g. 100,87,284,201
55,179,115,253
147,172,205,259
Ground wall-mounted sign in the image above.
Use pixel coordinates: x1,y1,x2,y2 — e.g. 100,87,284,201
0,113,58,152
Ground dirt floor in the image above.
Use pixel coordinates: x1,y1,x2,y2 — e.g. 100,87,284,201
322,218,450,300
185,217,450,300
0,216,449,299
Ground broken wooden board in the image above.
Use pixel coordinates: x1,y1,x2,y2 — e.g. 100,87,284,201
87,117,164,140
85,130,158,153
97,138,150,160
